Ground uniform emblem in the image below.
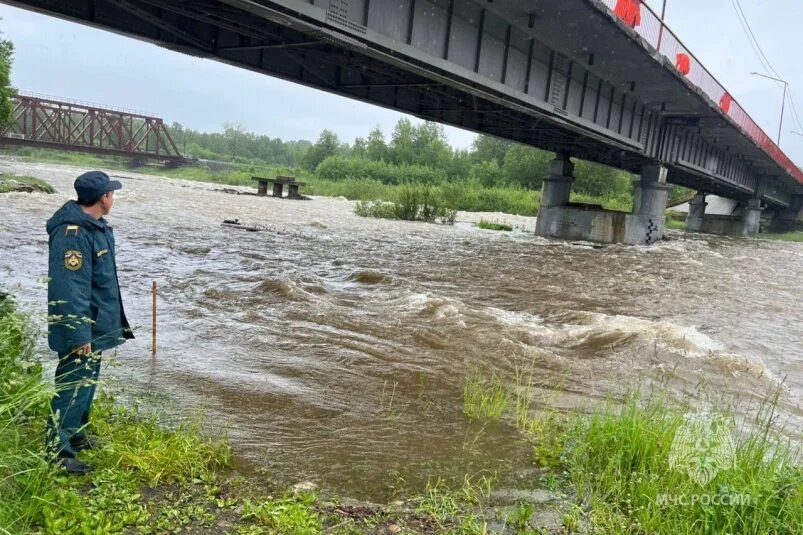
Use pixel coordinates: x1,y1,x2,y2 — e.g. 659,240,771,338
64,250,83,271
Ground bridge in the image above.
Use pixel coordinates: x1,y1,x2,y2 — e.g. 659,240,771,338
0,92,184,164
3,0,802,242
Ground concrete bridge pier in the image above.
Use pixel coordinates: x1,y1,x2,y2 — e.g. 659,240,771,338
634,165,671,219
535,156,669,245
742,198,764,236
686,193,708,233
768,195,803,232
539,154,575,209
685,193,764,237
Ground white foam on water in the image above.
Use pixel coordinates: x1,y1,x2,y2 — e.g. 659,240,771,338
485,307,544,328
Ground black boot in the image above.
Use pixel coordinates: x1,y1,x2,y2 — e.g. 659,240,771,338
71,435,99,452
57,456,93,475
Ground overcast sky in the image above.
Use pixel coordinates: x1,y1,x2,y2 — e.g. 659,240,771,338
1,0,802,163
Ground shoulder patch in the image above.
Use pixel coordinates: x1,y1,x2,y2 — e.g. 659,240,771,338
64,250,83,271
65,225,80,237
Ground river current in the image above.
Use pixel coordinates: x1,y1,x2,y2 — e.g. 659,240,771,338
1,159,801,500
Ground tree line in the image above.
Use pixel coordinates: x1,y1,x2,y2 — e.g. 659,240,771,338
169,118,634,199
0,25,14,130
167,122,312,167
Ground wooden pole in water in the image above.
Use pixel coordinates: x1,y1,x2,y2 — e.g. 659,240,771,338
152,280,157,356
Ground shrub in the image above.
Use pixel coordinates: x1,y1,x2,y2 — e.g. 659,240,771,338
354,184,456,224
316,156,446,185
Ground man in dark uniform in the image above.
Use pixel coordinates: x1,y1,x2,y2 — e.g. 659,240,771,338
46,171,134,474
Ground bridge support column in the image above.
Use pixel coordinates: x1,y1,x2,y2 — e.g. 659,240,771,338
768,195,803,232
685,195,763,237
686,193,707,232
625,165,670,245
741,198,763,236
633,166,669,218
540,155,575,209
535,158,667,245
535,155,574,239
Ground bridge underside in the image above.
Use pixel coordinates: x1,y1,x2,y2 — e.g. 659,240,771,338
3,0,801,210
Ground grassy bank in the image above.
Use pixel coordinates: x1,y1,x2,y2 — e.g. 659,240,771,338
1,294,233,533
759,231,803,242
464,370,802,534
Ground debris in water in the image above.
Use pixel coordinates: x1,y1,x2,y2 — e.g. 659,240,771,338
221,219,266,232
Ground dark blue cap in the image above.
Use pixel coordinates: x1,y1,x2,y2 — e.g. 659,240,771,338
74,171,122,203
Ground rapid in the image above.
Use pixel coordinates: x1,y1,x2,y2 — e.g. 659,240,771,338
1,160,801,500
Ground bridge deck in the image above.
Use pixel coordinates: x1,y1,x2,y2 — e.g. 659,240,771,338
2,0,799,206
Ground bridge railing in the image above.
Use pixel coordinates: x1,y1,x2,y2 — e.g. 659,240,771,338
598,0,803,185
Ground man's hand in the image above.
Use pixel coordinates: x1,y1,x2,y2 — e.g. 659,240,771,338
74,343,92,356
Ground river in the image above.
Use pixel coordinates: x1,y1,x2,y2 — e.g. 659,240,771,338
1,159,801,500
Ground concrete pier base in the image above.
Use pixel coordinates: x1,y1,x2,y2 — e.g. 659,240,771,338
686,193,707,232
685,194,764,237
535,158,669,245
768,195,803,232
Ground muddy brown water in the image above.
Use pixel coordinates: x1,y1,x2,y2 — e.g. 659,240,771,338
1,160,801,500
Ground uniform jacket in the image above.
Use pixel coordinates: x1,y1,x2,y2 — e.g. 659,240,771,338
46,200,133,354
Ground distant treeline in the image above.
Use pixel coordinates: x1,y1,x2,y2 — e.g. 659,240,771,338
167,118,639,200
167,122,312,167
0,31,14,129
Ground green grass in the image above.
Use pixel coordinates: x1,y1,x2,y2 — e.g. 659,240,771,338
665,209,687,230
460,366,802,534
665,218,687,230
0,173,55,193
241,493,322,535
0,294,233,533
759,231,803,242
462,367,509,421
354,184,457,224
477,219,513,231
526,391,802,534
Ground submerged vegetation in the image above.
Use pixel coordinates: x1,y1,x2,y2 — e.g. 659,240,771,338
477,220,513,232
462,368,509,421
0,172,54,193
354,184,457,224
